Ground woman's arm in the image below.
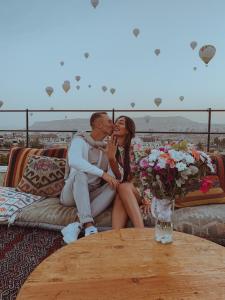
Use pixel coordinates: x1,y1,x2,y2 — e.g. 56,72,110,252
109,157,122,180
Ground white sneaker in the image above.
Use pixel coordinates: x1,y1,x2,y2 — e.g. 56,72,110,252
85,225,98,237
61,222,82,244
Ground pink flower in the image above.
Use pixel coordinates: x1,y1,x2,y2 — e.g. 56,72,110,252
200,178,213,193
139,158,149,169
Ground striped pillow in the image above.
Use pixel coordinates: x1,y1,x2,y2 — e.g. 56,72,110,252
3,147,67,188
175,175,225,208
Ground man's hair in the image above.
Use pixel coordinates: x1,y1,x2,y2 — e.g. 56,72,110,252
90,112,107,128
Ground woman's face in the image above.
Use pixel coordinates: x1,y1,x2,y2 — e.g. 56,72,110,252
113,117,128,137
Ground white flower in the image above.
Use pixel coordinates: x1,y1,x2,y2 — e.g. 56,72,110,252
168,150,185,161
148,149,161,162
183,153,195,164
176,162,187,171
157,157,166,169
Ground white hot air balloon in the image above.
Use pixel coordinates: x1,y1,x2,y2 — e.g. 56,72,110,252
0,100,4,108
75,76,81,82
91,0,99,8
199,45,216,65
76,85,80,90
179,96,184,101
154,49,160,56
130,102,135,108
132,28,140,37
62,81,70,93
190,41,197,50
102,86,107,92
45,86,54,96
84,52,89,59
60,61,64,66
154,97,162,107
110,88,116,95
193,66,197,71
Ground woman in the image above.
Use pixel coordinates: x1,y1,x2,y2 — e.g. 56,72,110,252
107,115,149,229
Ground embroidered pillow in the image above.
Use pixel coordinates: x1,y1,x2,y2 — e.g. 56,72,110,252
16,155,66,197
0,187,44,223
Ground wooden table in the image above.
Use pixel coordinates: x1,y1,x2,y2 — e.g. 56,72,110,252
17,228,225,300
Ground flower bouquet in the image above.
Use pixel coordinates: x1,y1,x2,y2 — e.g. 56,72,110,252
132,141,215,244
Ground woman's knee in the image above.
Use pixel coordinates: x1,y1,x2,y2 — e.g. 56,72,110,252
118,182,133,193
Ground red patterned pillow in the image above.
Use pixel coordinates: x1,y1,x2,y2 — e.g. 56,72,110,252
16,155,66,197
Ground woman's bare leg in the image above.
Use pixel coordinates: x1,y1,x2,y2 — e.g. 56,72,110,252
118,182,144,228
112,194,128,229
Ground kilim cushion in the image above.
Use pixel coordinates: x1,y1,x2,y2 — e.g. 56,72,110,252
3,147,67,187
175,175,225,208
0,186,44,223
16,155,66,197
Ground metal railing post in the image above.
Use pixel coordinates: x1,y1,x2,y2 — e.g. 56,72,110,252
112,108,115,123
207,108,212,152
26,109,29,147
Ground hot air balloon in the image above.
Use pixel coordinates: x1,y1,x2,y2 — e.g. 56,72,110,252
0,100,4,108
110,88,116,95
30,112,33,116
45,86,54,96
62,81,70,93
154,49,160,56
75,76,81,82
84,52,89,59
154,97,162,107
190,41,197,50
88,84,91,88
130,102,135,108
193,66,197,71
179,96,184,101
65,115,68,119
76,85,80,90
102,86,107,92
50,107,54,110
132,28,140,37
60,61,64,66
91,0,99,8
144,115,150,123
199,45,216,65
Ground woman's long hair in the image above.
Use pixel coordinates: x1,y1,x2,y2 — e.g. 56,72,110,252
115,116,136,182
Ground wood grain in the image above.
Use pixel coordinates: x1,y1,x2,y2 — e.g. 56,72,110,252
17,228,225,299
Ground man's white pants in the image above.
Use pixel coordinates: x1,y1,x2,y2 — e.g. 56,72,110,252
60,171,115,224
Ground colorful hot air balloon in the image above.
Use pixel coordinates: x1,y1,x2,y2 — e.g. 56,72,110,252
102,86,107,92
154,97,162,107
91,0,99,8
76,85,80,90
130,102,135,108
179,96,184,101
0,100,4,108
190,41,197,50
75,76,81,82
154,49,160,56
84,52,89,59
60,61,64,66
110,88,116,95
132,28,140,37
62,81,70,93
45,86,54,96
199,45,216,65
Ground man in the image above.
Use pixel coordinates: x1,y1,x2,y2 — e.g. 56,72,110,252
60,112,119,243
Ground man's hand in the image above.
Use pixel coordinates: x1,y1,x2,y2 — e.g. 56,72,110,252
102,172,119,190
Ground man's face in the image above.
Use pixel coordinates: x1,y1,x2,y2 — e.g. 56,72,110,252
99,114,114,136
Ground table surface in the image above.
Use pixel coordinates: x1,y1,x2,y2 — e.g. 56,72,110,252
17,228,225,300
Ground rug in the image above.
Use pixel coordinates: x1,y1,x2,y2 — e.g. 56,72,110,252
0,225,64,300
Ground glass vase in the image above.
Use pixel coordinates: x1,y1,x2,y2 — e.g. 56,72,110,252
151,197,175,244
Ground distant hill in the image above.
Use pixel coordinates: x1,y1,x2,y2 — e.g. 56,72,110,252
29,116,225,132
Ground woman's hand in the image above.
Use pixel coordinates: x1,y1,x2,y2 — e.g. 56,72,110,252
105,135,118,161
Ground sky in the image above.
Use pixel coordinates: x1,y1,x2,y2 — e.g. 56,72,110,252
0,0,225,128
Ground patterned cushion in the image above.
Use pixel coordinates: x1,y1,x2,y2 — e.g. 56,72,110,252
0,186,43,223
175,175,225,208
16,155,66,197
3,147,67,188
